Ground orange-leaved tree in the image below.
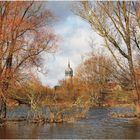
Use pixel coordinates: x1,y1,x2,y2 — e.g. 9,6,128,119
0,1,57,118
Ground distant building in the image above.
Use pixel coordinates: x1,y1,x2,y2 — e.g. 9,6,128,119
65,61,73,85
54,85,61,91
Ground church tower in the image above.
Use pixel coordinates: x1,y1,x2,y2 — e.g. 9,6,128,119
65,61,73,85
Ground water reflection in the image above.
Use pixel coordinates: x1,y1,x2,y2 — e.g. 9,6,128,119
0,108,140,139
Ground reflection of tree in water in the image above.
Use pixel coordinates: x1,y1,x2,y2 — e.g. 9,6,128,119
123,119,140,139
29,124,40,139
0,123,20,139
100,117,140,139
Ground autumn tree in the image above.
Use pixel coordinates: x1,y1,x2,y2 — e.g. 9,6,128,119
74,1,140,115
76,53,114,106
0,2,57,118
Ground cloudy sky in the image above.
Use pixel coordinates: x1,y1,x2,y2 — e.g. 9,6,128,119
38,1,103,87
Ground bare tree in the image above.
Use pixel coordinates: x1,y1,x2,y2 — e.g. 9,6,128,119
74,1,140,115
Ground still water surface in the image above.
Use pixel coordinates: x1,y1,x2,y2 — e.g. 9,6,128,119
0,107,140,139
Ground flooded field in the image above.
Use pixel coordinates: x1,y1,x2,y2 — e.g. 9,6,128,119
0,107,140,139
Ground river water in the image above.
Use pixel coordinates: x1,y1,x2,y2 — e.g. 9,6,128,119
0,107,140,139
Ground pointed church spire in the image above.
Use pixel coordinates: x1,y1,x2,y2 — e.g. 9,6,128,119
68,59,70,67
68,59,70,68
65,59,73,85
65,59,73,77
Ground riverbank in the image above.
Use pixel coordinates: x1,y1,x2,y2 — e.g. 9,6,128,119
0,103,139,126
1,107,140,139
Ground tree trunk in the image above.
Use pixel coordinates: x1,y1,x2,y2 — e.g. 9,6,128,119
0,54,13,119
128,55,140,115
135,102,140,116
0,96,6,119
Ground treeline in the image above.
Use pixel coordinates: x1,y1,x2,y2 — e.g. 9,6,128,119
55,51,135,108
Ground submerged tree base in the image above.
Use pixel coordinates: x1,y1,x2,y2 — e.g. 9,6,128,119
109,112,140,119
0,111,87,125
0,118,4,126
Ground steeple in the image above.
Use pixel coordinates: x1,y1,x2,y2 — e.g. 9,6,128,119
65,60,73,78
68,60,70,68
65,60,73,86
